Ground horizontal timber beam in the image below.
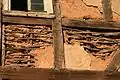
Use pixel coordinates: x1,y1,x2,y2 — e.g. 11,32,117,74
2,15,120,31
3,16,52,26
62,19,120,31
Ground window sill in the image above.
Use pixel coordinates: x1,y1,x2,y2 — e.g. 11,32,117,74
3,11,55,19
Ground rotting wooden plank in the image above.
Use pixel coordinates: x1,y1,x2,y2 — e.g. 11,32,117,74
102,0,113,21
105,47,120,74
3,16,120,31
52,0,65,69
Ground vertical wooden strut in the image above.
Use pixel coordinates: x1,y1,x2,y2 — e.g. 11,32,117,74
52,0,65,69
105,48,120,74
0,0,2,65
102,0,113,21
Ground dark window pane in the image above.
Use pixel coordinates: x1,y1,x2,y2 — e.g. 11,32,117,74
31,4,44,12
11,0,28,11
31,0,44,12
31,0,43,3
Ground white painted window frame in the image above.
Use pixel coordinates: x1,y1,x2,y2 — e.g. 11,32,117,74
3,0,53,14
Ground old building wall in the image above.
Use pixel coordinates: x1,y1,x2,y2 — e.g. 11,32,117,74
60,0,120,21
112,0,120,21
2,0,120,70
60,0,102,19
3,24,120,70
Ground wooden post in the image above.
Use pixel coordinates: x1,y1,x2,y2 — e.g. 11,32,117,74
105,48,120,74
0,0,2,65
102,0,113,21
52,0,65,70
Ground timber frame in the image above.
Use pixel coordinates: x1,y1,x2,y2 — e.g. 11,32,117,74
0,0,120,74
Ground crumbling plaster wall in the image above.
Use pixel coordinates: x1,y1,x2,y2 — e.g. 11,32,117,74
4,24,118,70
60,0,120,21
2,0,120,70
60,0,102,19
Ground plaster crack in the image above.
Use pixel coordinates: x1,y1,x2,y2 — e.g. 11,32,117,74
81,0,103,14
113,11,120,17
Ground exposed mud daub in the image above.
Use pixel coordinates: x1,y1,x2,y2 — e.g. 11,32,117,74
3,24,120,69
64,27,120,60
3,25,52,67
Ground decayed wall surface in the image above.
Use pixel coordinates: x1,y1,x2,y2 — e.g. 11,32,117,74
60,0,102,19
2,0,120,71
3,25,120,71
61,0,120,21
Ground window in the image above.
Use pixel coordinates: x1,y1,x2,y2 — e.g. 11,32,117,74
11,0,28,11
31,0,44,12
3,0,53,13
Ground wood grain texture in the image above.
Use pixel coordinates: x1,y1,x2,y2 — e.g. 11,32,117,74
105,48,120,74
0,0,2,65
52,0,65,69
3,16,120,31
102,0,113,21
0,68,120,80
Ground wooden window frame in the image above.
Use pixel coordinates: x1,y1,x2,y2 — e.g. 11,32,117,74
3,0,54,17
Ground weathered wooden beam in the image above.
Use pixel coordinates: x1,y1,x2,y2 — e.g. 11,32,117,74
2,16,120,31
102,0,113,21
62,19,120,31
105,47,120,74
0,68,120,80
3,16,52,26
3,11,55,18
52,0,65,69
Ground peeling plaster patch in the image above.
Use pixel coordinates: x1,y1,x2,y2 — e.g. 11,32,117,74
65,44,91,70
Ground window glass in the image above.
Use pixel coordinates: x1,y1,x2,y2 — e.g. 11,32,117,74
31,0,44,12
11,0,44,12
11,0,28,11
